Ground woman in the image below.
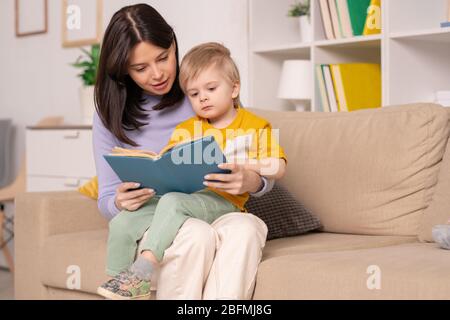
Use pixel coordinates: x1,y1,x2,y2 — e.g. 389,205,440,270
93,3,269,299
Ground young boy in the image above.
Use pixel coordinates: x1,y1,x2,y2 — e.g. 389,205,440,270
97,42,287,300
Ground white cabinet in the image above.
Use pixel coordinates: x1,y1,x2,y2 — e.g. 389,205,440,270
26,126,96,192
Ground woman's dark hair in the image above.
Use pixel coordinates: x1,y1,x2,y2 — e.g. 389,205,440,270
95,4,184,146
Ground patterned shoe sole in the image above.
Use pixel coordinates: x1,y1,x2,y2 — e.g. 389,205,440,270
97,286,151,300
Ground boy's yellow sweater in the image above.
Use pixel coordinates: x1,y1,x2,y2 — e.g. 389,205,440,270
166,107,287,211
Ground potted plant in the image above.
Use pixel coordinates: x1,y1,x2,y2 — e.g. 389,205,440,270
288,0,311,43
71,44,100,124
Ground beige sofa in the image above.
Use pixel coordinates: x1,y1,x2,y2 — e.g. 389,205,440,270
15,103,450,300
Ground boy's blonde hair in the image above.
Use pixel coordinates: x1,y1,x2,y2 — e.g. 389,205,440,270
179,42,241,107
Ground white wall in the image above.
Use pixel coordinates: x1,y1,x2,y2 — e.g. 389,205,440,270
0,0,249,267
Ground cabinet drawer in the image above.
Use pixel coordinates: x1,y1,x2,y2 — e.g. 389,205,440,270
27,176,92,192
26,129,96,177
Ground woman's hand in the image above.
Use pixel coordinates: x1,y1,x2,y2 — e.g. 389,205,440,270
203,163,263,195
115,182,156,212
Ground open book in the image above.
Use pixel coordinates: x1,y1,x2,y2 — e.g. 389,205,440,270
109,139,182,160
104,136,230,195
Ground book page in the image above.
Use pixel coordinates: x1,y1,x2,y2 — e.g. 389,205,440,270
109,136,207,159
110,147,159,159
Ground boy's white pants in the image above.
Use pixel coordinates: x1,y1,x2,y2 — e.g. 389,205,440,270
139,212,268,300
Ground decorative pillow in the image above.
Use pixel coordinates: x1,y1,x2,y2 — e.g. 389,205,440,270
78,176,98,200
245,183,322,240
250,104,449,236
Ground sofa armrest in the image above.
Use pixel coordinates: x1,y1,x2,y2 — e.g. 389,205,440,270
16,191,107,236
14,191,107,299
25,191,108,235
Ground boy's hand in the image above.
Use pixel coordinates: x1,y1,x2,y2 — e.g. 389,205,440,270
203,163,263,195
115,182,155,212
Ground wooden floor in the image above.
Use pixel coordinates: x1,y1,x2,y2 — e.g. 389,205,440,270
0,270,14,300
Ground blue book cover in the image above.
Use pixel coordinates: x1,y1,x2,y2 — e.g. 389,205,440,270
104,136,230,195
441,21,450,28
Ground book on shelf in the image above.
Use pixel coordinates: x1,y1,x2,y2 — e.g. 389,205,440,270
329,63,381,112
363,0,382,35
321,65,339,112
330,64,346,111
314,72,322,112
319,0,381,39
104,136,230,195
319,0,335,40
315,65,331,112
347,0,372,36
336,0,354,38
328,0,343,39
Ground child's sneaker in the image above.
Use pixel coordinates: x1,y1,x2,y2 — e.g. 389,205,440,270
97,270,151,300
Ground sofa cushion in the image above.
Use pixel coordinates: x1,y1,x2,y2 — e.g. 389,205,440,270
254,243,450,299
419,109,450,242
250,104,449,236
263,232,417,260
40,229,415,295
245,183,322,240
40,230,110,295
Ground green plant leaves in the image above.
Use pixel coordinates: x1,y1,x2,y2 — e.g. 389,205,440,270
288,0,310,17
71,44,100,86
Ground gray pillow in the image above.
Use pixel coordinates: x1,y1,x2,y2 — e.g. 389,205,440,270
245,184,322,240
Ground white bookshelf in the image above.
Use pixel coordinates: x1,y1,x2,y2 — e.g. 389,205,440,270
248,0,450,111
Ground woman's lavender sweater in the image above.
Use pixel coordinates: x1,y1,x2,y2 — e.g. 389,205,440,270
93,95,271,220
